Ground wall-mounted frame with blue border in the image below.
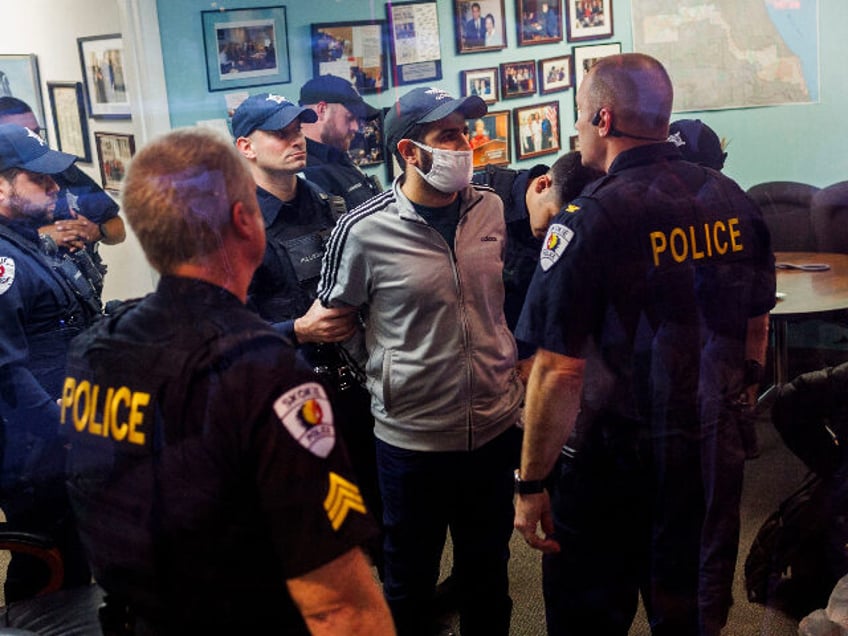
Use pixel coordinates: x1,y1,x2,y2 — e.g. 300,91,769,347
201,5,290,92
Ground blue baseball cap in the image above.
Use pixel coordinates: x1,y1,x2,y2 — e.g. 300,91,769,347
668,119,727,170
0,123,75,174
385,87,487,155
299,75,379,120
231,93,318,139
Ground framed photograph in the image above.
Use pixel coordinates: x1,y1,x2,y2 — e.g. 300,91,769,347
569,134,580,151
516,0,563,46
455,0,507,53
460,67,498,104
77,34,131,119
566,0,614,42
0,54,47,134
514,101,560,160
538,55,572,95
348,110,385,167
94,132,135,194
201,6,290,92
468,109,510,169
47,82,91,162
311,20,388,94
499,60,537,99
573,41,621,90
386,1,442,86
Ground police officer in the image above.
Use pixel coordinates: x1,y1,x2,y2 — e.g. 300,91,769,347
62,127,395,634
513,53,775,636
299,75,383,210
473,153,603,361
0,123,99,601
0,97,126,304
232,94,382,565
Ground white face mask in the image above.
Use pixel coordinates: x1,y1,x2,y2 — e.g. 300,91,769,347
411,140,473,193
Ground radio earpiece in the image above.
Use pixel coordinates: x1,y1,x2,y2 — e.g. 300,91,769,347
591,110,602,126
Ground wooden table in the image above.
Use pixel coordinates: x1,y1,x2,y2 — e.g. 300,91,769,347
768,251,848,392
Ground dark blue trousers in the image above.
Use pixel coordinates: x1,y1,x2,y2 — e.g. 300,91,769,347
376,426,519,636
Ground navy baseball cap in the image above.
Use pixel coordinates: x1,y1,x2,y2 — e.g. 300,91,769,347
299,75,379,120
231,93,318,139
668,119,727,170
0,123,75,174
385,87,487,154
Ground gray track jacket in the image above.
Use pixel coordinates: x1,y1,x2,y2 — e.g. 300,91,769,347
318,178,524,452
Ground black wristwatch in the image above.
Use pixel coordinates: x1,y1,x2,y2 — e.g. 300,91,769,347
743,359,765,387
514,469,546,495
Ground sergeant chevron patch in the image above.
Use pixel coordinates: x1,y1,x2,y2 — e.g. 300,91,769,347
324,472,367,530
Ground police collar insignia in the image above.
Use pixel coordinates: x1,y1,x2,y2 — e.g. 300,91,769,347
565,203,580,213
0,256,15,295
274,382,335,458
540,223,574,271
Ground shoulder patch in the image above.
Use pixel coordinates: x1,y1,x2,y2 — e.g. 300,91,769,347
273,382,335,458
540,224,574,271
0,257,16,295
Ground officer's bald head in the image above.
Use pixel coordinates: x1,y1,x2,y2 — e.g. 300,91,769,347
585,53,673,141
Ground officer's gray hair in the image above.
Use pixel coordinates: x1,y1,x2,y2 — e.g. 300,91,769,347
122,128,255,273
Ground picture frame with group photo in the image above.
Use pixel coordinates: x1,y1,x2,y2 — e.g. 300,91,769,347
516,0,563,46
95,131,135,194
499,60,537,99
513,101,560,160
200,6,291,92
566,0,614,42
77,34,131,119
468,109,510,169
454,0,507,53
460,67,499,104
538,55,572,95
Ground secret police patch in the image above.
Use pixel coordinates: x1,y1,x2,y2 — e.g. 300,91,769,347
540,224,574,271
273,382,335,458
0,257,15,295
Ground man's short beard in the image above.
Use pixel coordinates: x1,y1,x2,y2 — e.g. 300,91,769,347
8,190,52,227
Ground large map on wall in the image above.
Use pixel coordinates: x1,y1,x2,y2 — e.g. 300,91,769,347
632,0,819,112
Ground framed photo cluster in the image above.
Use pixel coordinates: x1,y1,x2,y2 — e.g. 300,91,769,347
200,6,291,92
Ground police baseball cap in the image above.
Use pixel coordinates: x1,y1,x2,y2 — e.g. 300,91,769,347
299,75,379,120
668,119,727,171
0,123,75,174
231,93,318,139
384,87,487,154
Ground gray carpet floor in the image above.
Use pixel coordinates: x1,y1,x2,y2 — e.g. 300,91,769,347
436,410,812,635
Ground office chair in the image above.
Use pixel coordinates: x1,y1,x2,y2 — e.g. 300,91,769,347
0,530,104,636
747,181,820,252
811,181,848,254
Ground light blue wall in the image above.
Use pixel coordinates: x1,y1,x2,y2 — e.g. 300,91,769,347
156,0,847,189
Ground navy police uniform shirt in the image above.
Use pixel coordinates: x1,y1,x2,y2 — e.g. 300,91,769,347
63,276,376,633
0,220,89,482
249,178,343,330
303,138,381,211
517,143,775,420
53,164,119,225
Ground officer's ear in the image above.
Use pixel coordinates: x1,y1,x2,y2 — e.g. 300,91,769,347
532,173,552,194
235,135,256,161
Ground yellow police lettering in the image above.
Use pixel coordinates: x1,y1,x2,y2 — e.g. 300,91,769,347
110,387,131,441
650,217,744,267
73,380,91,432
60,377,75,425
650,231,667,267
59,375,148,445
669,228,688,263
